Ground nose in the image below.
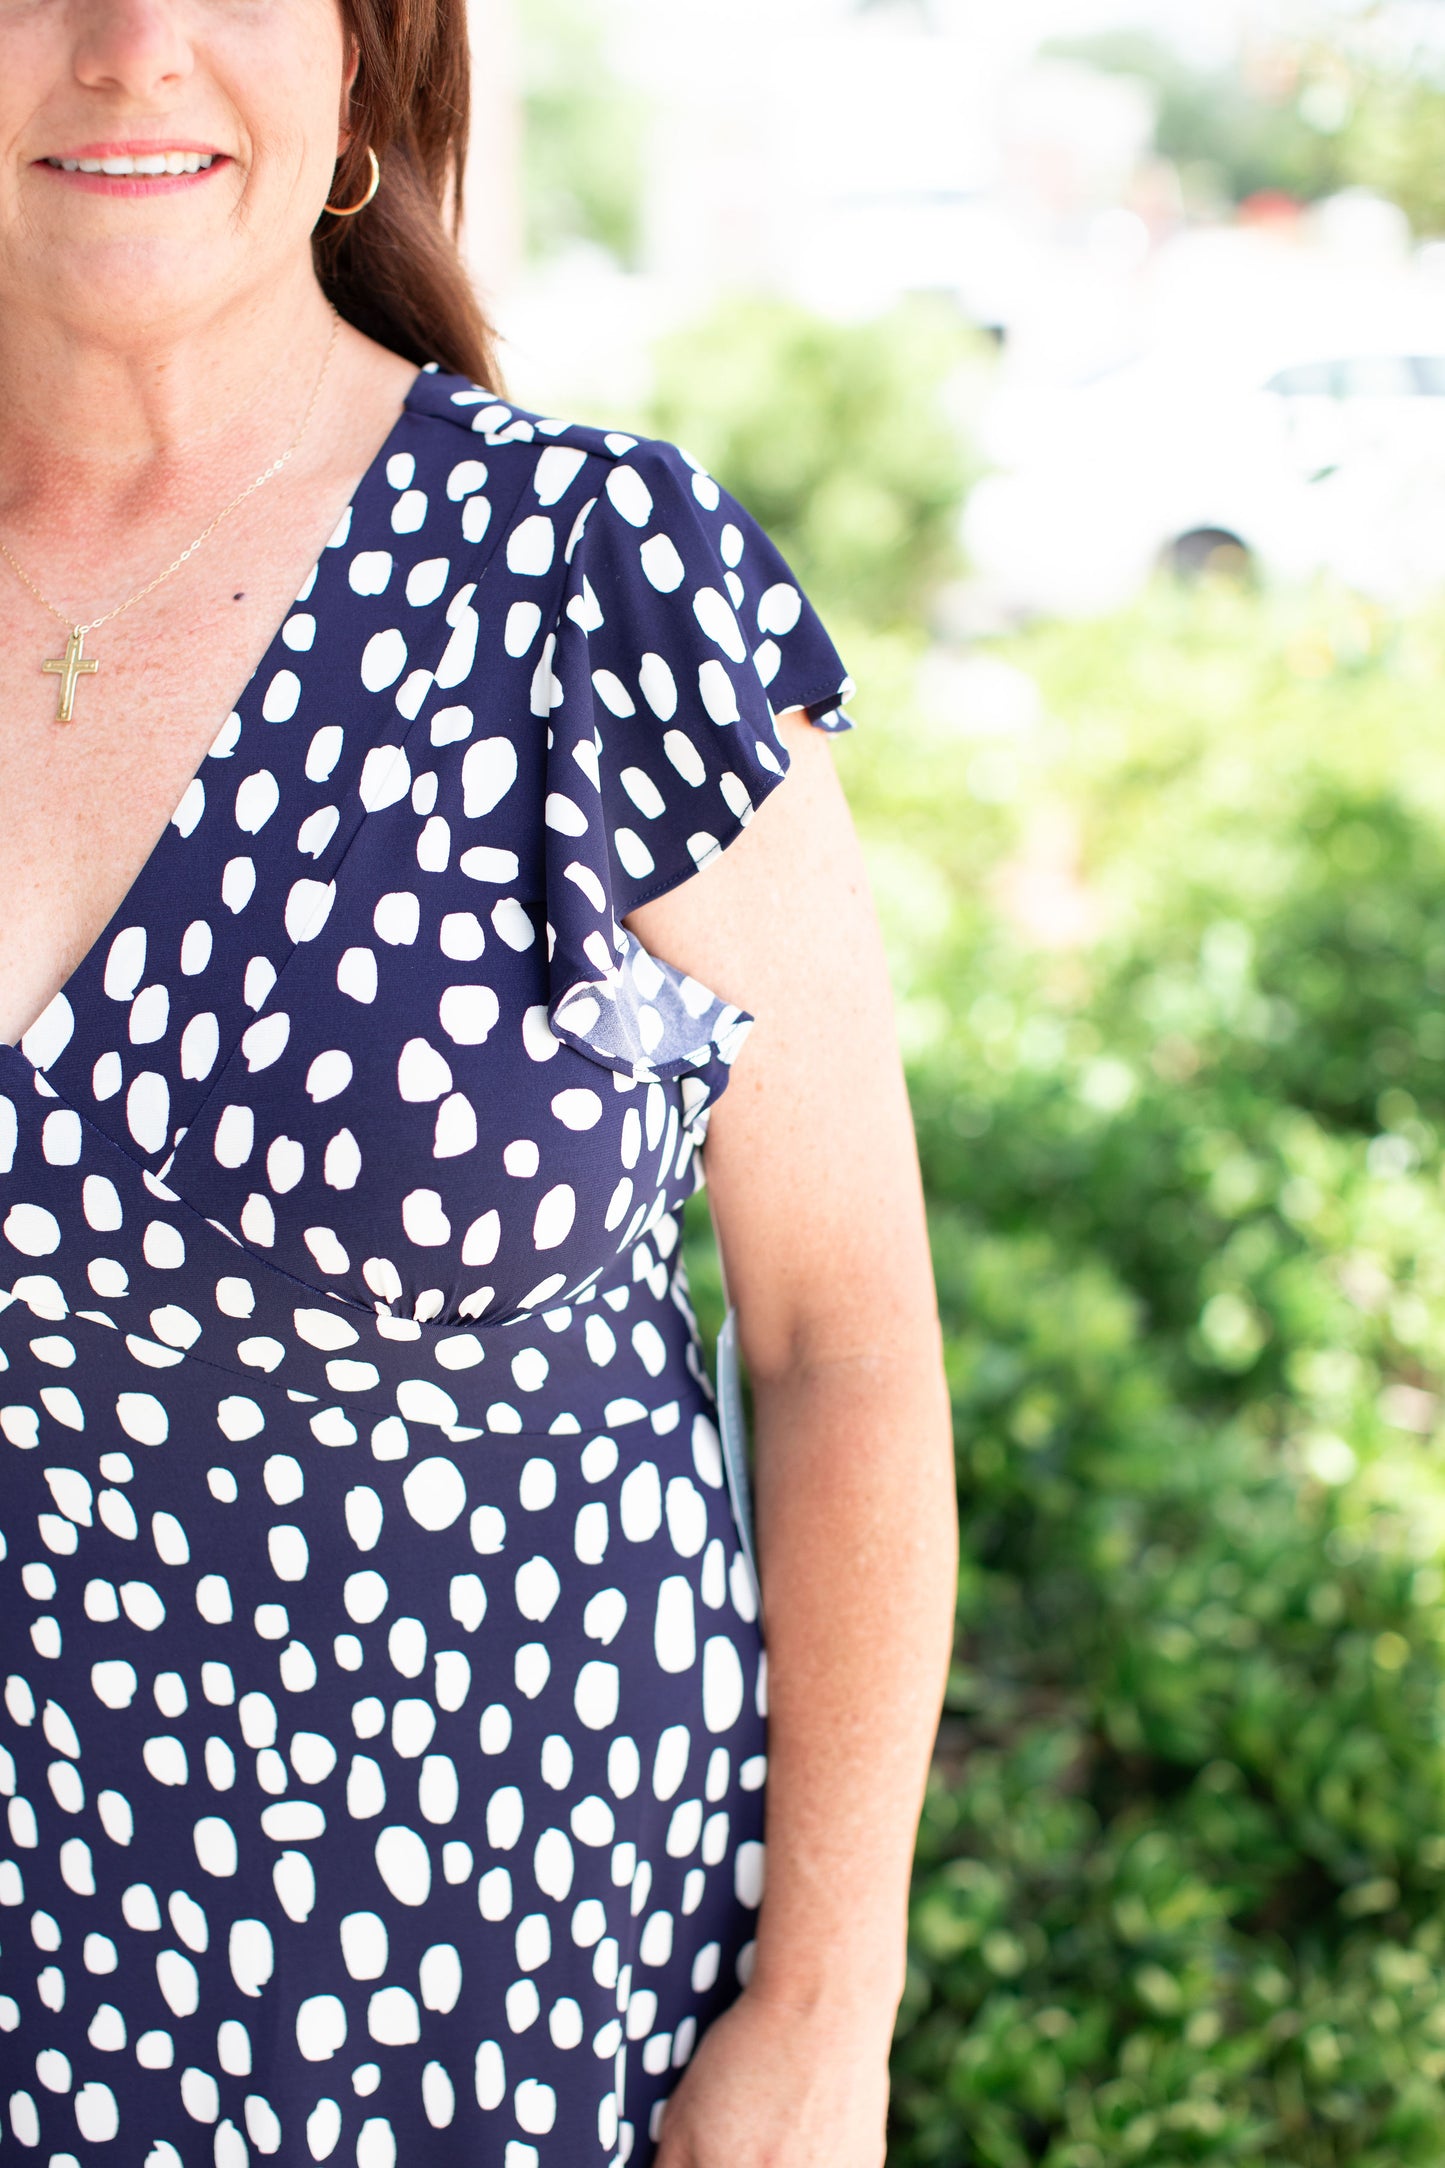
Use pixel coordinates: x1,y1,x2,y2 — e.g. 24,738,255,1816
70,0,195,103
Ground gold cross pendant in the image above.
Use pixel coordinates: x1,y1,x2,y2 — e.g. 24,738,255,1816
42,627,99,724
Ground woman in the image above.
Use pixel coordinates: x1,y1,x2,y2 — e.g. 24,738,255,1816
0,0,956,2158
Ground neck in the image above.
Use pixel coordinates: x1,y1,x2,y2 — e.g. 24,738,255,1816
0,262,338,518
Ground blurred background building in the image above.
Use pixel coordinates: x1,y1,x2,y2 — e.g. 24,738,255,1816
469,7,1445,2163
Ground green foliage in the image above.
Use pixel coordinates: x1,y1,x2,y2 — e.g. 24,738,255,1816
519,0,645,266
648,296,983,631
866,584,1445,2163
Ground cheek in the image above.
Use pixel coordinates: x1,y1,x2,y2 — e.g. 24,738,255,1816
0,29,63,158
218,7,349,175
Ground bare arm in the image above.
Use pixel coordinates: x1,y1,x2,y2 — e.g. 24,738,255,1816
627,710,957,2164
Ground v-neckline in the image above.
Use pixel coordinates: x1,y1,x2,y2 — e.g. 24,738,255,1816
6,365,428,1060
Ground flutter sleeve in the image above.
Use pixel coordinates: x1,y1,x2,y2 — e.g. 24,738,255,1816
535,433,854,1104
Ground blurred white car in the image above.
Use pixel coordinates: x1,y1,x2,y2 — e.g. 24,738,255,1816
963,329,1445,616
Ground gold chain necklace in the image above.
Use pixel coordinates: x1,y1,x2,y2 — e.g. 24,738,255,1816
0,310,341,722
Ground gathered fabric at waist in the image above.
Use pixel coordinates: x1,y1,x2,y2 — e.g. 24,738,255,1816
0,1057,720,1454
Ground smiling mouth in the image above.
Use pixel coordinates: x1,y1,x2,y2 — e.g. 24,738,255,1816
43,151,219,176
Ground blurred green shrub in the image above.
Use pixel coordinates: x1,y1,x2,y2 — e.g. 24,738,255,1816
886,588,1445,2164
648,295,983,631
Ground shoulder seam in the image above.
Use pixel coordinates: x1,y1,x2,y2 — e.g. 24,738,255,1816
412,376,700,474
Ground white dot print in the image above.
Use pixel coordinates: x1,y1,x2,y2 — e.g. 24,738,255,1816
0,368,849,2165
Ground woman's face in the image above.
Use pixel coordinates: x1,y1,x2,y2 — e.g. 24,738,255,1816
0,0,352,344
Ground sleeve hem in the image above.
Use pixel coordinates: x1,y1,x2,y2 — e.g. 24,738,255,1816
773,680,856,732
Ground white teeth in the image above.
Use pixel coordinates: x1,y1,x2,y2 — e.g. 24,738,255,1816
47,152,215,176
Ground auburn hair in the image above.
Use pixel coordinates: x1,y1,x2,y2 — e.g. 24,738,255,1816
313,0,503,391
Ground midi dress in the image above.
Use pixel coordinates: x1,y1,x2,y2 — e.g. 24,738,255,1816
0,367,852,2168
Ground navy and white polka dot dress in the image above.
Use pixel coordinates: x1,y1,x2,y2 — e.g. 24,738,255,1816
0,368,852,2168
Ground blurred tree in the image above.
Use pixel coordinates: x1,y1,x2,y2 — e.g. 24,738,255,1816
1050,23,1445,235
517,0,646,266
1337,67,1445,235
1042,30,1348,209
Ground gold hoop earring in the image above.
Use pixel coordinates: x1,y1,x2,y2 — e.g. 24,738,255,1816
325,145,380,217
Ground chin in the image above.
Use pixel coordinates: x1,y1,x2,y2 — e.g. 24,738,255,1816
33,239,250,339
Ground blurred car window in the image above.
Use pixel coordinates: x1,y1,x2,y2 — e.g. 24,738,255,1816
1266,362,1337,397
1336,354,1419,398
1266,356,1432,399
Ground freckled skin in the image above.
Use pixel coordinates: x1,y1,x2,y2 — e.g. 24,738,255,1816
0,0,415,1046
